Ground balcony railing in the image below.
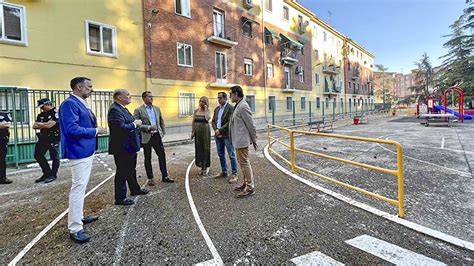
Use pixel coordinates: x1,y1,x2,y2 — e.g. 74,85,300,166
322,62,340,75
281,48,298,65
206,21,238,48
352,69,360,80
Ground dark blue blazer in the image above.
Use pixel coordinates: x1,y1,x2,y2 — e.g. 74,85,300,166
107,102,140,155
59,95,98,159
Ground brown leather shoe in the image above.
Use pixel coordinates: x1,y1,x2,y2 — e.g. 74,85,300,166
147,179,156,186
236,188,255,198
234,183,246,191
214,172,228,179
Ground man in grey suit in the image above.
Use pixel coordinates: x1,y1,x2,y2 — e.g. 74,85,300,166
133,91,174,186
229,86,257,198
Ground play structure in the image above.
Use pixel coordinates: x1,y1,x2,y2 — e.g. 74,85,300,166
416,86,473,122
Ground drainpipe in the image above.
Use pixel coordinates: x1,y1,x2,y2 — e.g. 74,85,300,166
262,0,268,123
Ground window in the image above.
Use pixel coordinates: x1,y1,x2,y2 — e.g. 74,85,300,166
0,2,27,45
266,63,274,78
177,42,193,67
286,97,293,111
175,0,191,17
242,20,252,37
86,21,117,57
323,31,327,42
325,97,329,109
348,82,351,89
316,97,320,109
244,58,253,76
283,6,289,21
315,73,320,85
349,99,352,108
269,96,276,111
245,95,256,113
265,0,272,12
331,36,335,47
213,9,225,38
299,70,304,83
265,34,273,45
313,26,318,39
179,92,195,117
298,15,303,32
301,97,306,110
315,49,319,61
215,52,227,83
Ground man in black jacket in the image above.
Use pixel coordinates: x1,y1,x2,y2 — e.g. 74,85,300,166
211,92,238,183
108,89,148,206
0,111,12,185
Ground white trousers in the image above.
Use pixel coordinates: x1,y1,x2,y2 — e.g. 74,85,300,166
67,155,94,234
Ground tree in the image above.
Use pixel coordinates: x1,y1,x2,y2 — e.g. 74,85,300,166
374,64,391,108
408,53,435,104
438,1,474,108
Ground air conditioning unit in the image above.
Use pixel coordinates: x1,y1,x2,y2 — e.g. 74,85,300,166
243,0,253,9
295,66,303,74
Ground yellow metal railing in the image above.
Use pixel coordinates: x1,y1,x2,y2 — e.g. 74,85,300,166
267,124,405,218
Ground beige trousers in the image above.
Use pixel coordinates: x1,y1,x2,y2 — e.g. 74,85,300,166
236,147,254,190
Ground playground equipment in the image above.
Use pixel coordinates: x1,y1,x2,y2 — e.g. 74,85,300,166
416,86,472,122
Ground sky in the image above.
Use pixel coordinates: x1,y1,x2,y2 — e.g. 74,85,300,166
298,0,467,74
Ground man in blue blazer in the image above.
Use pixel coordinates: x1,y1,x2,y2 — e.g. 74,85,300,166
59,77,107,243
108,89,149,206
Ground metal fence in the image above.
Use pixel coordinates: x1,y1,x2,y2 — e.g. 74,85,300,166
1,87,377,166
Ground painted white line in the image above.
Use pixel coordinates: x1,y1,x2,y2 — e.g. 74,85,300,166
375,137,473,177
264,145,474,251
291,251,344,265
185,159,223,265
345,235,445,265
113,201,136,264
195,258,221,266
8,172,115,266
107,168,112,172
441,137,445,149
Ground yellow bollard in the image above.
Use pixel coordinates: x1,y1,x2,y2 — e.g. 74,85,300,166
396,143,405,218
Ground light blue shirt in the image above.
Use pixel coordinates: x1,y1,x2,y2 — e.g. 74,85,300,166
146,105,157,126
72,94,91,110
217,103,227,128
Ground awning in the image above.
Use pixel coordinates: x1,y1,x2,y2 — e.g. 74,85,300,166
265,27,281,41
280,33,304,49
241,16,260,26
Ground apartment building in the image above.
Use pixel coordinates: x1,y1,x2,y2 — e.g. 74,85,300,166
144,0,315,127
0,0,146,91
373,71,396,104
343,39,375,110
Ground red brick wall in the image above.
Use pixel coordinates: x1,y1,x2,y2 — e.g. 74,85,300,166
144,0,312,91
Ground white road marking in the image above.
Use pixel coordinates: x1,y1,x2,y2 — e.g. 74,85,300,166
185,159,223,265
375,136,473,177
345,235,445,265
264,145,474,251
8,172,115,266
291,251,344,265
441,137,445,149
195,258,221,266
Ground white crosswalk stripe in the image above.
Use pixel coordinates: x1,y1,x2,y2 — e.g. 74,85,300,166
291,251,344,266
345,235,446,265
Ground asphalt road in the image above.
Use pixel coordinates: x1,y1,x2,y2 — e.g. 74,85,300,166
0,116,473,264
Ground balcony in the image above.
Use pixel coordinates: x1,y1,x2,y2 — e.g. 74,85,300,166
322,63,340,75
323,78,339,96
352,68,360,80
206,21,238,48
367,76,374,83
208,67,238,89
281,48,298,65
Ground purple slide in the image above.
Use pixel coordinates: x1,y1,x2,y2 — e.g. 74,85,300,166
434,105,473,120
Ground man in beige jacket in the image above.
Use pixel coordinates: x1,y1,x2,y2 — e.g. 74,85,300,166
229,86,257,198
133,91,174,186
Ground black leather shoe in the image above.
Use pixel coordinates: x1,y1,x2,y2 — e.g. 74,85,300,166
162,177,175,183
35,175,46,183
70,229,90,244
115,198,135,206
44,175,57,183
82,215,99,224
131,189,149,196
0,178,12,184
